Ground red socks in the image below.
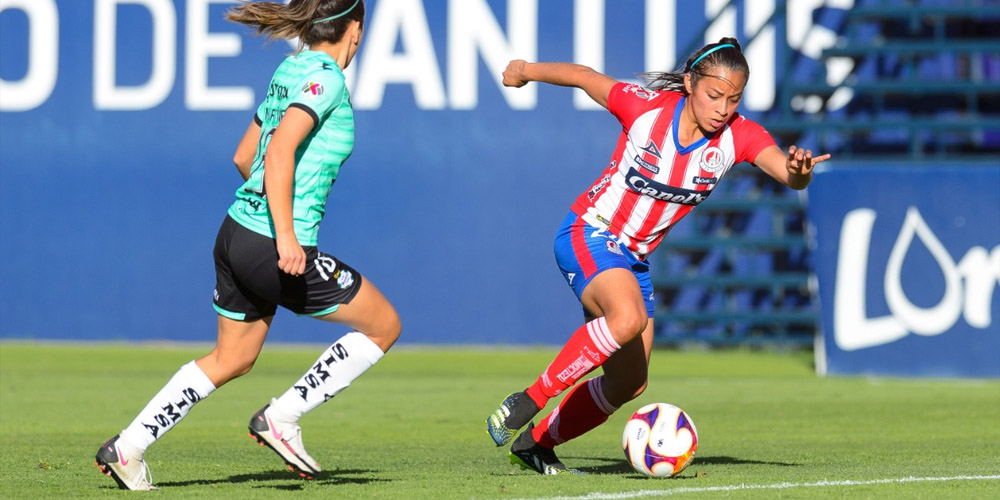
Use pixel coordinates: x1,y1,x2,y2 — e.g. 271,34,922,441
525,317,620,409
532,376,618,448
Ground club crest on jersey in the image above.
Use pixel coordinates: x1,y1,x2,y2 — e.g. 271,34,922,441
699,146,728,173
302,81,325,97
625,168,708,205
621,84,659,101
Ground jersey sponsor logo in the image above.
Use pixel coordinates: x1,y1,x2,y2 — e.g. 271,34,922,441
639,139,663,159
294,342,350,402
692,176,718,185
141,387,202,438
587,163,615,201
302,81,325,96
625,167,708,205
555,354,595,384
699,146,728,172
239,196,263,211
633,154,661,174
621,83,659,101
262,107,286,123
268,83,289,99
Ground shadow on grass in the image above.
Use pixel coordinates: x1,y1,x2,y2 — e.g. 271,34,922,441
570,455,800,476
157,468,389,489
695,456,800,467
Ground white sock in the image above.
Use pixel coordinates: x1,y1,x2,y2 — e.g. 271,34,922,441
270,332,384,422
119,360,216,452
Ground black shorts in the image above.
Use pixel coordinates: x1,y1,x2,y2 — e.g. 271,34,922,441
212,215,363,322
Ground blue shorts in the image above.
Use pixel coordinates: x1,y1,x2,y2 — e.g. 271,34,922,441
553,212,654,317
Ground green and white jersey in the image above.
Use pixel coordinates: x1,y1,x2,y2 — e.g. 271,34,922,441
228,50,354,246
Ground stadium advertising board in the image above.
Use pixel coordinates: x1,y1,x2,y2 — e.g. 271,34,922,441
2,0,846,344
809,165,1000,378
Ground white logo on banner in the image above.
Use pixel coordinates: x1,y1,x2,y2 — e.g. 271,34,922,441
833,207,1000,351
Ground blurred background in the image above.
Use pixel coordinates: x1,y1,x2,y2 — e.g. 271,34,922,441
1,0,997,377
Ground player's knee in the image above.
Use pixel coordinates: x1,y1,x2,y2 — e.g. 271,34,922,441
604,309,647,345
203,354,256,386
234,358,257,377
605,374,648,408
219,348,257,376
375,302,401,339
218,357,255,382
628,379,648,400
365,305,401,352
385,306,402,339
621,364,649,398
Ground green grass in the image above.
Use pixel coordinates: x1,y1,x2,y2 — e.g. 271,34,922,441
1,342,998,499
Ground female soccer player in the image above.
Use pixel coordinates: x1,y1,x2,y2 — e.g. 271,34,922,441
94,0,399,490
486,38,830,474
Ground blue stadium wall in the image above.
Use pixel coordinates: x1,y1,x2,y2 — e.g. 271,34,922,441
0,0,907,346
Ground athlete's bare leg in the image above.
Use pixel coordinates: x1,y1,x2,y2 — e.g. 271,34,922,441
580,267,648,346
578,267,654,407
195,315,272,388
317,278,401,352
599,318,655,407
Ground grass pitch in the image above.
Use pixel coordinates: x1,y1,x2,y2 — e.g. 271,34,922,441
1,342,998,499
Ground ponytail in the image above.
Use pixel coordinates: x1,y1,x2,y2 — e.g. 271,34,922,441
641,37,749,94
226,0,365,51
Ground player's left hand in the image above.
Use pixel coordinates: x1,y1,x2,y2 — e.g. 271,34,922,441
785,145,830,177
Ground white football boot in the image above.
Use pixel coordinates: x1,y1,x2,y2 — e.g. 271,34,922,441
248,401,321,479
94,435,157,490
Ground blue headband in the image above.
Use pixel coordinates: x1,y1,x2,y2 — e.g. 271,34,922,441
312,0,360,24
690,43,736,69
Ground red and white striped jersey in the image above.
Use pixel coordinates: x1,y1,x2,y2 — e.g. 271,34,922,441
570,83,775,258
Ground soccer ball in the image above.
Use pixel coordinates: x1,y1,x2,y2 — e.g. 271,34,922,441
622,402,698,477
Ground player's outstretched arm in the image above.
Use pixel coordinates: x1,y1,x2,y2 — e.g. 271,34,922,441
502,60,618,109
752,144,831,190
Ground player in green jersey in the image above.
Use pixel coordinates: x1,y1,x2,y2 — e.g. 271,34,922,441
95,1,400,490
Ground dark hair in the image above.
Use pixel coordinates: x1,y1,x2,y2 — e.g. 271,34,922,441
226,0,365,52
641,37,749,94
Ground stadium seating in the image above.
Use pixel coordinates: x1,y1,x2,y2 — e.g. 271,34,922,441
653,0,1000,346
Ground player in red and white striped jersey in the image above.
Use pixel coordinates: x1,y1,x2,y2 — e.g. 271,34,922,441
487,37,830,475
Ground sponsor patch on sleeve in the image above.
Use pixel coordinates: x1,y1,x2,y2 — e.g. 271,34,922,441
621,84,659,100
302,81,325,97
